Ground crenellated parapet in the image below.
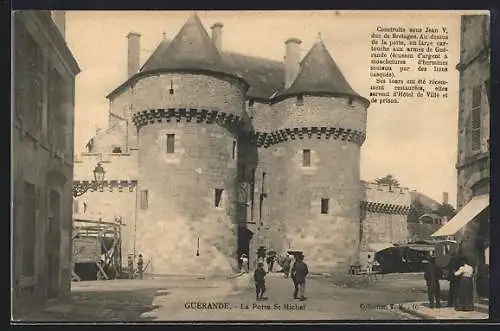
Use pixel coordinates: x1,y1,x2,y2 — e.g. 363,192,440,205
131,108,246,133
73,179,138,192
74,150,138,181
360,201,410,215
361,180,412,215
253,126,366,148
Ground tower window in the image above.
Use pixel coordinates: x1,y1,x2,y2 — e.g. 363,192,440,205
112,147,122,154
296,95,304,106
140,190,148,209
321,198,329,214
232,140,237,160
302,149,311,167
215,188,224,208
166,134,175,154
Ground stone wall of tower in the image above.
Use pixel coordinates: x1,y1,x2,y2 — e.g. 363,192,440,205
265,96,367,273
131,73,248,275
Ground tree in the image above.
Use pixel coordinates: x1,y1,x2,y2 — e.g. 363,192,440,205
437,203,457,219
375,174,400,188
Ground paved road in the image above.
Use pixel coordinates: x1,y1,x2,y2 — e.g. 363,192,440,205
20,272,441,322
145,273,424,320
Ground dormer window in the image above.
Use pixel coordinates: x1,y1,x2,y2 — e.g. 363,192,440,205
248,99,255,108
296,95,304,106
112,147,122,154
348,97,354,106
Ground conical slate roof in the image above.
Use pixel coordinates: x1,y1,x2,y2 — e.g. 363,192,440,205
140,14,233,76
275,41,365,102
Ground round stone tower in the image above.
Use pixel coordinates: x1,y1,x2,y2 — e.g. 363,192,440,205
268,41,369,273
130,15,249,275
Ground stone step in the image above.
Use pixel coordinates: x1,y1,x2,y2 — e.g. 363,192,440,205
475,303,489,314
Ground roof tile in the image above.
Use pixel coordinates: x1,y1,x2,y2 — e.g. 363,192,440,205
276,41,364,101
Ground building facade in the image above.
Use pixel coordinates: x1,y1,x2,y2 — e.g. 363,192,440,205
455,14,490,266
12,11,80,317
76,14,455,275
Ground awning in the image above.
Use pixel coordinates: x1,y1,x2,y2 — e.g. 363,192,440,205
431,194,489,237
408,245,434,252
366,243,394,252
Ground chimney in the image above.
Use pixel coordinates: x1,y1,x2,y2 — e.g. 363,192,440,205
284,38,302,89
51,11,66,39
127,32,141,79
442,192,449,205
210,23,223,51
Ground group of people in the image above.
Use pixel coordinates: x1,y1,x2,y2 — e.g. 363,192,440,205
253,252,309,301
424,251,475,311
127,254,144,280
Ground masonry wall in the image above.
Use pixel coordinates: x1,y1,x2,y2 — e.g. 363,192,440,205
264,96,367,273
108,89,138,148
73,183,137,258
249,101,278,257
12,11,77,318
456,15,490,265
132,72,248,275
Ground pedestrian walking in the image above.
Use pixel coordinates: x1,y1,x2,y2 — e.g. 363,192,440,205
366,254,374,279
127,255,134,279
290,255,299,298
240,254,249,273
266,254,275,273
454,256,474,311
254,262,267,301
291,253,308,301
447,252,460,307
282,254,292,278
137,254,144,280
424,252,441,308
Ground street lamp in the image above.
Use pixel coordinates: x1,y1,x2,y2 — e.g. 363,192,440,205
73,162,106,197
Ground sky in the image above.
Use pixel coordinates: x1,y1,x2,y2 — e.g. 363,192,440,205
64,10,484,208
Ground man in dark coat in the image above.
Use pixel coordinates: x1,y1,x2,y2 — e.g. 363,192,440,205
447,252,460,307
254,262,267,301
291,254,309,301
424,254,441,308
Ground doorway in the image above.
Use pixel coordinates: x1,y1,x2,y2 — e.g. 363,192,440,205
47,190,61,299
237,226,253,270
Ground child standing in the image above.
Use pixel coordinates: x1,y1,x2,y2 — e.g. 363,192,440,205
254,262,267,301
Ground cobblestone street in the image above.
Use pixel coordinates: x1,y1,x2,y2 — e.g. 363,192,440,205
18,272,458,322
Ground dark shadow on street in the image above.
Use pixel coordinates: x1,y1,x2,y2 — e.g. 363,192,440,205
22,288,166,322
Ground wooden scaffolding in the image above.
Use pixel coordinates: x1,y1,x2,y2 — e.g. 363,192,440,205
72,214,124,281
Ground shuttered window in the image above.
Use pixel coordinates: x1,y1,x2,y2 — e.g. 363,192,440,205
302,149,311,167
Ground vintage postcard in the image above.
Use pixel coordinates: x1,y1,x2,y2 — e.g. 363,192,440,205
11,10,491,322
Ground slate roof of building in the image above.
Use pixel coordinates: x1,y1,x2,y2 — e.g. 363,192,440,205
275,41,365,103
137,39,285,101
410,191,441,211
140,14,235,77
106,15,363,104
